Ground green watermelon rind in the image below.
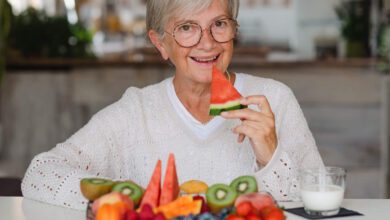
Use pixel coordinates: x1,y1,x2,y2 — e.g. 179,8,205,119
209,100,247,116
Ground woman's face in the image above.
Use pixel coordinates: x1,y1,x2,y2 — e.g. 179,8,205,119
151,0,234,84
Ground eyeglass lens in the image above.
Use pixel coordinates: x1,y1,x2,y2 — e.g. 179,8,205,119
173,19,237,47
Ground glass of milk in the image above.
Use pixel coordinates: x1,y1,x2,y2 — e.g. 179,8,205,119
300,166,346,216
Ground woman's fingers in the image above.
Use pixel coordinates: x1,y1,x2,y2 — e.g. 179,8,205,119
221,96,274,121
240,95,274,118
221,107,263,122
221,95,276,150
238,133,245,143
222,108,274,128
222,95,277,165
232,123,257,137
242,117,274,130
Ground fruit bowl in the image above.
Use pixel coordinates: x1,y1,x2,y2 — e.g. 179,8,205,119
86,201,94,220
81,155,285,220
85,191,283,220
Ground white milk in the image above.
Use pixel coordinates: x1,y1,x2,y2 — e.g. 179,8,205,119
301,184,344,211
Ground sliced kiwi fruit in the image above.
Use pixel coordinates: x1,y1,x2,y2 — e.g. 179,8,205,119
206,183,238,213
111,181,144,207
229,175,258,195
80,178,114,201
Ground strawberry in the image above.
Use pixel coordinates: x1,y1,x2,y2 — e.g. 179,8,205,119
193,195,204,203
261,206,285,220
246,213,263,220
260,206,277,217
153,212,166,220
235,201,254,217
226,214,246,220
139,204,155,220
193,195,210,213
125,210,139,220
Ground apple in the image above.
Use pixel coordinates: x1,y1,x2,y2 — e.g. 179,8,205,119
96,204,122,220
92,192,134,215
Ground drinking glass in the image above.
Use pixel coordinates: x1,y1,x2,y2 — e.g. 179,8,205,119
300,167,346,216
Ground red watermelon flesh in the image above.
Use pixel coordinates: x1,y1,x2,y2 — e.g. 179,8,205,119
139,159,162,209
209,66,246,115
159,153,180,206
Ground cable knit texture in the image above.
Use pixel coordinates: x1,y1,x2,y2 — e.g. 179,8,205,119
22,73,324,210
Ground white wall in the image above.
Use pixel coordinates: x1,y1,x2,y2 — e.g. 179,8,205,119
293,0,343,59
238,0,343,60
238,7,294,47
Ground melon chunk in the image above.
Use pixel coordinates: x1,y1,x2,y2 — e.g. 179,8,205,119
209,66,246,116
139,160,162,208
159,153,180,206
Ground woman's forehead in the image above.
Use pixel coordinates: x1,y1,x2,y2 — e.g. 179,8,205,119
165,1,229,26
171,15,229,27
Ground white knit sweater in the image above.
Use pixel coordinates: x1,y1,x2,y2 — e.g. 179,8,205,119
22,73,324,210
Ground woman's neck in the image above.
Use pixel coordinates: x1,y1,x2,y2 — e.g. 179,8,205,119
173,77,212,124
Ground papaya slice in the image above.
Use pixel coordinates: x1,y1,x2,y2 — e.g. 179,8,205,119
155,195,202,219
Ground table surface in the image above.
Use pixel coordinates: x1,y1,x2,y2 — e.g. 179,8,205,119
1,197,389,220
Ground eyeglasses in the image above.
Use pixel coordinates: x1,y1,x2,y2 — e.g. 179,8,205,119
164,18,238,48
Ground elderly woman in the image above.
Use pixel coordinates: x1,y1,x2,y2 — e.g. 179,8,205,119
22,0,323,210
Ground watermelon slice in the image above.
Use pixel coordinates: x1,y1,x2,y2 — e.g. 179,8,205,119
159,153,180,206
209,66,246,115
139,159,162,208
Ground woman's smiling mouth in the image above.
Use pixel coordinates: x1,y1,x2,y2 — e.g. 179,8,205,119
190,54,220,64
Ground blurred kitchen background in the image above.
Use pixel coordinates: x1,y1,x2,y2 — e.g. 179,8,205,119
1,0,390,199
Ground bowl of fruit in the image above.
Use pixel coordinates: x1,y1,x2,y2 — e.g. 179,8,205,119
81,154,285,220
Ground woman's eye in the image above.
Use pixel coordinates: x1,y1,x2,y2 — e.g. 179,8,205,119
215,20,227,27
179,24,192,31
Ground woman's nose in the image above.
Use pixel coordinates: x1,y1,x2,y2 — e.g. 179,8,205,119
196,28,216,50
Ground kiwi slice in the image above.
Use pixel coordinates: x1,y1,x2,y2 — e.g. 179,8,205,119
111,181,144,207
80,178,114,201
206,184,238,213
229,175,258,195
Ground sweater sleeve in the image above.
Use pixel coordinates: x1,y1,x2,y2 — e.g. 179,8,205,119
253,84,324,201
21,114,117,210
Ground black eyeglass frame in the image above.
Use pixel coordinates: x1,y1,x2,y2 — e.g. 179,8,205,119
164,18,239,48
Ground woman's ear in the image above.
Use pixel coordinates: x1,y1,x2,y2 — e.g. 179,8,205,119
148,30,169,60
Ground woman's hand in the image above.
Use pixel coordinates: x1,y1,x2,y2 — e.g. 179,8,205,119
221,95,277,166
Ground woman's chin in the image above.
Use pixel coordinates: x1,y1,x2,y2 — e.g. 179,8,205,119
185,75,210,85
193,61,215,69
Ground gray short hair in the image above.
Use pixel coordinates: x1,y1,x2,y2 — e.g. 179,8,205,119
146,0,239,36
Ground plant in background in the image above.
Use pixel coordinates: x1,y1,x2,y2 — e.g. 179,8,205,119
0,0,13,83
377,14,390,73
335,0,370,57
8,7,95,58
